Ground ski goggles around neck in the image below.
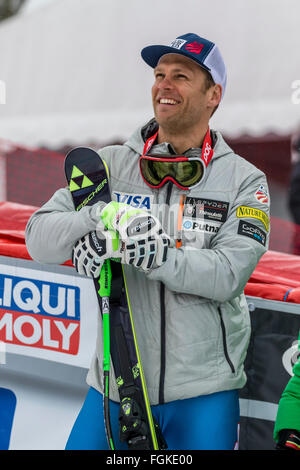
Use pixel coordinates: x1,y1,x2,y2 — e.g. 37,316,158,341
139,154,205,190
139,127,214,190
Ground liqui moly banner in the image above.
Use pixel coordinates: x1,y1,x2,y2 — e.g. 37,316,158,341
0,262,99,368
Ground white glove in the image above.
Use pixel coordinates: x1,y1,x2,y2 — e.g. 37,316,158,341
72,229,120,278
100,202,169,271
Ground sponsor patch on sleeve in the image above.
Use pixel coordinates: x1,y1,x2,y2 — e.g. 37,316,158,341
236,206,269,231
237,220,267,246
254,184,269,205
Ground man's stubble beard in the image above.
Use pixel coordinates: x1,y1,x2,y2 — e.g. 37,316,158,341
155,108,197,137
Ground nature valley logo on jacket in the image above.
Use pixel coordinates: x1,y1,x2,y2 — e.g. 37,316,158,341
236,206,270,231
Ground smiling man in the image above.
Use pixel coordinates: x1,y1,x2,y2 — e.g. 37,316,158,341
151,53,221,152
25,33,270,450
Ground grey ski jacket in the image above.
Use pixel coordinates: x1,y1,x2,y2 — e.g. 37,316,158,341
25,121,270,405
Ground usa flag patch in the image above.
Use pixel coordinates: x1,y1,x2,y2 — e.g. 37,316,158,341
255,185,269,204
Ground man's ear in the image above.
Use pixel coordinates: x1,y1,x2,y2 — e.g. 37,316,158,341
209,84,222,107
207,84,222,117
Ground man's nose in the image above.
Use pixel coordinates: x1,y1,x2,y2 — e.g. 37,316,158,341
158,76,173,89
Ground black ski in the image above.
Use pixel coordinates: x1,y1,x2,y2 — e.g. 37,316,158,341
64,147,166,450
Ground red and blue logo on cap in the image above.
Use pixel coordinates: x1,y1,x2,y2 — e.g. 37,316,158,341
185,41,204,54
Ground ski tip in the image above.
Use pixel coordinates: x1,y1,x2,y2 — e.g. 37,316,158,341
64,147,101,181
65,146,99,162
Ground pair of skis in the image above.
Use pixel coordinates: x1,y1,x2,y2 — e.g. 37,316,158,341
64,147,166,451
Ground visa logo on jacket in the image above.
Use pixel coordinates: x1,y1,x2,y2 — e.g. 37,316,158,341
0,275,80,354
113,191,153,210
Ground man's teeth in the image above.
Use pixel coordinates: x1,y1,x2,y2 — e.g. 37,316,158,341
159,98,178,104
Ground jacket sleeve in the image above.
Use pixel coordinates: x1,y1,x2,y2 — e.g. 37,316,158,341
25,187,106,264
146,171,270,302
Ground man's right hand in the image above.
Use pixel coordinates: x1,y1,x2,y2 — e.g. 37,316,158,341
72,229,120,278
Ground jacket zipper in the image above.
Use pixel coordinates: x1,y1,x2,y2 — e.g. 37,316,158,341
218,308,235,373
159,283,166,404
158,182,173,404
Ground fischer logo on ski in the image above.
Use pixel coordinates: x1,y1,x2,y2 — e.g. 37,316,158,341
69,165,94,191
76,179,108,211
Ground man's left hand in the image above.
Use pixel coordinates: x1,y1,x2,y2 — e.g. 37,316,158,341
100,202,169,271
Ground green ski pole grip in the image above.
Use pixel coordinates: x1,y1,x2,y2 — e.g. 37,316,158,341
98,259,112,297
99,259,112,373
